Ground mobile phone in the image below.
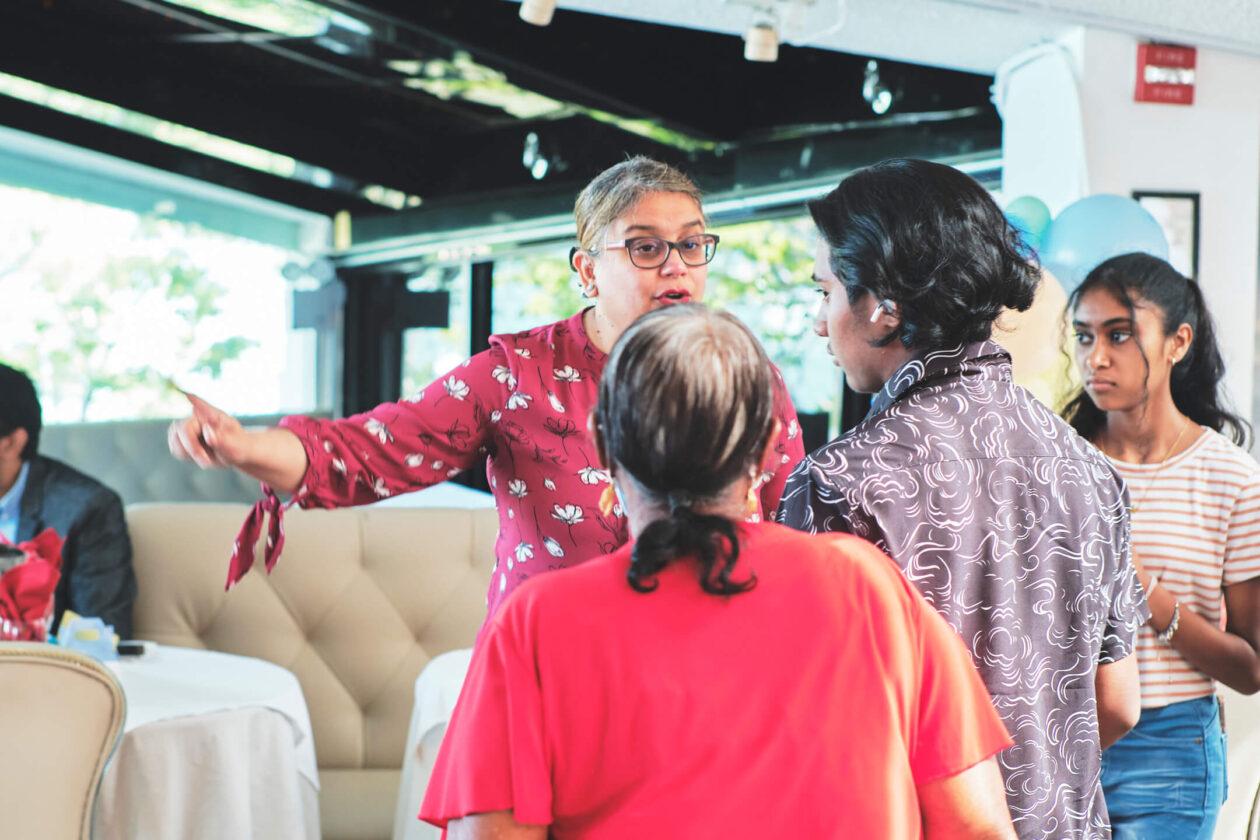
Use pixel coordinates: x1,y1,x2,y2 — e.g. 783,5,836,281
118,641,148,657
0,545,25,574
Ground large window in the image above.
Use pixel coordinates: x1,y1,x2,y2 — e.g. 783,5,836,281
705,215,837,416
0,184,320,422
400,264,472,397
491,248,582,338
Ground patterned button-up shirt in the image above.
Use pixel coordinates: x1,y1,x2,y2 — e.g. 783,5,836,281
279,309,804,620
778,341,1147,840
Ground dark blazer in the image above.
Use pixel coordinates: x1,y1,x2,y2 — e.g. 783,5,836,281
17,455,136,638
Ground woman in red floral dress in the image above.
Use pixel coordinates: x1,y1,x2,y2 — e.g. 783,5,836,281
170,157,804,618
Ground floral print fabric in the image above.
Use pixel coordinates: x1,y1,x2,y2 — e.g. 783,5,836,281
280,309,804,618
778,341,1147,840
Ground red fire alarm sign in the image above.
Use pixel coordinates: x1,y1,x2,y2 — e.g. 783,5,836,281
1135,43,1197,105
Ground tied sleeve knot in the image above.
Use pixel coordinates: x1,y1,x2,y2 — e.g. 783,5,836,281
226,484,288,590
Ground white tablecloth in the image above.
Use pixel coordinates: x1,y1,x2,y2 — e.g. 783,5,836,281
93,646,320,840
369,482,494,508
393,648,474,840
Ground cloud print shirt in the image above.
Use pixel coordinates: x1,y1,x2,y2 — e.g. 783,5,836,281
779,341,1147,840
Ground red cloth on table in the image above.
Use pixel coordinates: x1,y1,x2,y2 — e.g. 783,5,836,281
420,522,1012,839
0,528,63,641
230,310,805,618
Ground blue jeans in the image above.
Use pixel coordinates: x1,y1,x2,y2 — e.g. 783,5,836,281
1101,695,1227,840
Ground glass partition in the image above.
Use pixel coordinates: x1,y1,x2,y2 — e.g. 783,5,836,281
0,183,320,422
401,264,472,397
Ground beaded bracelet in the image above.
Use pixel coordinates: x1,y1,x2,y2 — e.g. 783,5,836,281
1156,601,1181,643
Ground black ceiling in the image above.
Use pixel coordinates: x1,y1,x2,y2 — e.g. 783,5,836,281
0,0,1001,219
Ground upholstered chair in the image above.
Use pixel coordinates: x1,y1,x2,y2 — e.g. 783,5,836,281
0,641,126,839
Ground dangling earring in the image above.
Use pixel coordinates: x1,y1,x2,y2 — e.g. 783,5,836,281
599,483,617,517
744,469,761,518
572,247,597,298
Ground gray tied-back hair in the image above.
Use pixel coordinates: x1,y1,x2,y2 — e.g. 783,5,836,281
596,303,777,596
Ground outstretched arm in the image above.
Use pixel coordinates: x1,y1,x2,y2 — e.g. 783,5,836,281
168,393,309,494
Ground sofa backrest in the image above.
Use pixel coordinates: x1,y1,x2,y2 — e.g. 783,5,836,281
126,502,497,771
42,416,302,506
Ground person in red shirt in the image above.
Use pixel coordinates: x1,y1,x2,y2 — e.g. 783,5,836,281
168,157,804,617
420,304,1016,840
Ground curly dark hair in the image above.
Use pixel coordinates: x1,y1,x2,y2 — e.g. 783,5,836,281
808,158,1039,349
1063,252,1250,447
595,304,777,596
0,363,41,460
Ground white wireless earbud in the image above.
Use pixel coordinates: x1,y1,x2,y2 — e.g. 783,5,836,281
869,299,896,323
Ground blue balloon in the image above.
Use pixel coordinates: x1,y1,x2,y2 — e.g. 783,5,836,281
1004,195,1052,250
1040,194,1170,294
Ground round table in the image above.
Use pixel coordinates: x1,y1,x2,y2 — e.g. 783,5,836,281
92,645,320,840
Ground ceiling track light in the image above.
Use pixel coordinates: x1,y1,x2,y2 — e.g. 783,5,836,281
744,20,779,62
862,59,895,115
522,131,567,180
733,0,836,63
519,0,558,26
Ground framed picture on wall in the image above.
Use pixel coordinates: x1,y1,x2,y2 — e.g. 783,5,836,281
1132,190,1200,280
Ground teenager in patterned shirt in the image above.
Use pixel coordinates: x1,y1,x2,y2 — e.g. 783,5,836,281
1067,252,1260,840
168,157,803,619
778,158,1146,840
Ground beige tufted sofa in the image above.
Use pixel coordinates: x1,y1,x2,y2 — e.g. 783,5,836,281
126,502,497,840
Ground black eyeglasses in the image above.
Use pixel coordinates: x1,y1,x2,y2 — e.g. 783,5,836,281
604,234,720,269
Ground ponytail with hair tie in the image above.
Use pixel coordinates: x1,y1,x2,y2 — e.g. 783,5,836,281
627,507,755,596
596,304,775,598
666,491,694,515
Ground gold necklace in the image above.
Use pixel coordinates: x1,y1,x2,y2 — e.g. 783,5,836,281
1127,415,1191,514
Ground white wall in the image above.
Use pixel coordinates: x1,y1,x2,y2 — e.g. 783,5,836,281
1001,27,1260,418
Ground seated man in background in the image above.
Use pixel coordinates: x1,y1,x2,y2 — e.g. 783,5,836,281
0,363,135,637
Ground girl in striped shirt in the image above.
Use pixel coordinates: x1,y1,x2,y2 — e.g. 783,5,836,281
1066,252,1260,840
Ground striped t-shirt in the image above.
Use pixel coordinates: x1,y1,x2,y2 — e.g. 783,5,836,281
1108,427,1260,707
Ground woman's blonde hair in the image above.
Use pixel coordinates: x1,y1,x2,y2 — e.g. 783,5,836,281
573,156,704,255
